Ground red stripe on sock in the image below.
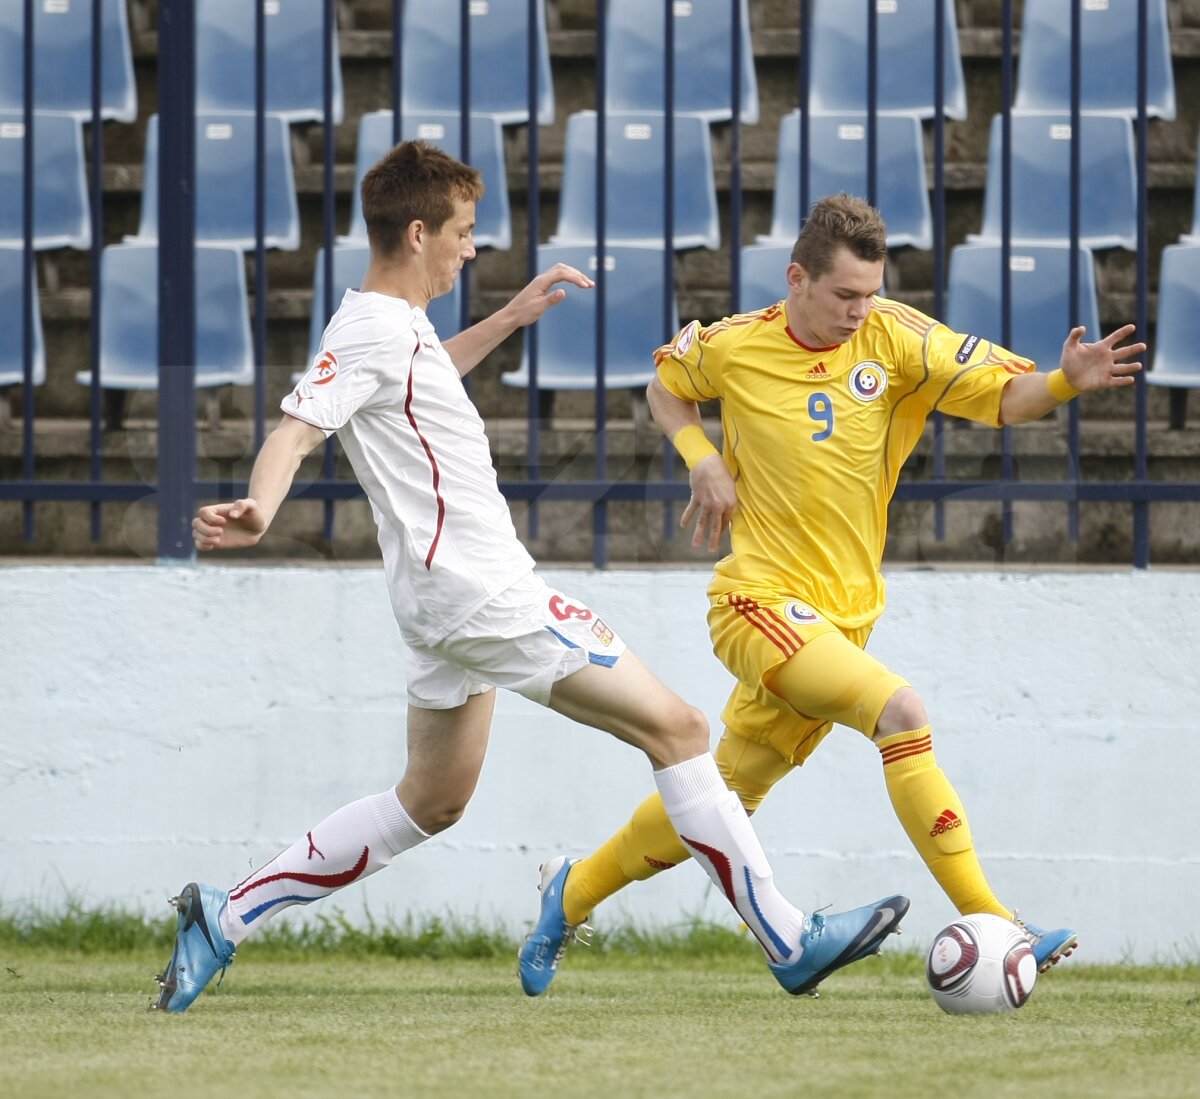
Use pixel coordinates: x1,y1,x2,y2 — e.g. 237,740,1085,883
230,846,370,900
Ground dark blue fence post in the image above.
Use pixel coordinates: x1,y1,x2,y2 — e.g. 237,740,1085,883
88,0,104,541
156,0,197,561
932,0,946,541
1067,0,1082,542
999,0,1014,548
593,0,608,568
1133,0,1150,567
20,0,34,539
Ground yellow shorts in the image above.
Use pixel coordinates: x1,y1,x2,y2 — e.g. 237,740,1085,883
709,592,909,764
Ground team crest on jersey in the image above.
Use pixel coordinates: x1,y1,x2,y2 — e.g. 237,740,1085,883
784,601,821,625
309,350,338,386
848,360,887,402
671,320,699,360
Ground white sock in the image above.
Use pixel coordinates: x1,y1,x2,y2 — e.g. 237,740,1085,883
654,753,806,963
219,789,428,945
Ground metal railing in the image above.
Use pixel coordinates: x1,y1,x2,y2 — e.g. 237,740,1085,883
2,0,1197,568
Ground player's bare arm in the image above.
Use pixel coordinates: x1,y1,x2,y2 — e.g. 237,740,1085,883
999,323,1145,425
192,414,326,551
441,263,595,377
647,375,737,553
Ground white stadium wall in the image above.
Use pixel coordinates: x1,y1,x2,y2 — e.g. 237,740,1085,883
2,564,1197,964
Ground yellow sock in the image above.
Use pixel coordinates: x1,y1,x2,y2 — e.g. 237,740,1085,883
878,727,1012,919
562,793,690,925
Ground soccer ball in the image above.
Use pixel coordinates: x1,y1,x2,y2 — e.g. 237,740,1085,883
926,913,1038,1015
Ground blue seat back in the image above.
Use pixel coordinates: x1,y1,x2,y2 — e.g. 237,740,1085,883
0,245,45,387
0,0,136,121
605,0,758,123
308,244,463,365
808,0,966,119
554,112,719,251
506,245,676,390
138,113,300,251
738,244,792,313
1014,0,1175,119
346,111,510,250
768,111,931,249
0,112,89,250
977,114,1137,250
401,0,553,125
1149,244,1200,387
947,243,1100,372
94,243,253,388
196,0,344,124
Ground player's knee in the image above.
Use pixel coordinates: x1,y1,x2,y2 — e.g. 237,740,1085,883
873,686,929,740
644,701,710,766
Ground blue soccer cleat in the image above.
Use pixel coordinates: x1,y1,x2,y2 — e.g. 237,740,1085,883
152,882,235,1013
518,856,591,996
769,894,910,997
1019,919,1078,972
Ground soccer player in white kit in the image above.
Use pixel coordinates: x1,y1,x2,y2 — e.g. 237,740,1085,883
154,141,908,1012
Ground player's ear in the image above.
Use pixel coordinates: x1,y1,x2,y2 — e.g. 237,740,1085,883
406,219,425,253
786,262,808,293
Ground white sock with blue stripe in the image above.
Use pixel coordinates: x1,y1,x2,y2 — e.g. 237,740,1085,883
219,789,427,946
654,753,806,964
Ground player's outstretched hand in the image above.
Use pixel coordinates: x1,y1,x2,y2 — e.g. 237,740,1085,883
505,263,595,328
1059,324,1145,393
193,498,268,551
680,453,738,553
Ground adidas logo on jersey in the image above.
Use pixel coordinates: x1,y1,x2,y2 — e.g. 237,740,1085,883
806,362,829,378
930,809,963,837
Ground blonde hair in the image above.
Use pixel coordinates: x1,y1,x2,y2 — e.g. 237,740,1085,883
790,193,888,277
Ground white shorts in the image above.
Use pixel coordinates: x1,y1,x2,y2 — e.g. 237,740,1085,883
403,572,628,709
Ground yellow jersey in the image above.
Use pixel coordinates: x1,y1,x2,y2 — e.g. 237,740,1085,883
654,296,1035,629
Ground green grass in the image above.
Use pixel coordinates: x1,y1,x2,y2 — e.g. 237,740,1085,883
1,911,1198,1099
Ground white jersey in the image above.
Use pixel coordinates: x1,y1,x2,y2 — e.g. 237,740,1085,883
281,290,534,645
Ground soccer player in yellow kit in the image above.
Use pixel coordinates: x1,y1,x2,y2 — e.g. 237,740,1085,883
519,193,1145,995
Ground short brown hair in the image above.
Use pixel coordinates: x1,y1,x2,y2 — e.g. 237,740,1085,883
790,193,888,278
359,140,484,256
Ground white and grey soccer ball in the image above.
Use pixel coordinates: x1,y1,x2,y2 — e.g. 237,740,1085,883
926,913,1038,1015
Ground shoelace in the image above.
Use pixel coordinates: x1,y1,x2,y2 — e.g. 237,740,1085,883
551,922,593,967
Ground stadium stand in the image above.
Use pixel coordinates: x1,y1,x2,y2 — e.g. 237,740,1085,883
763,110,932,250
76,242,254,393
0,111,90,250
1148,243,1200,392
195,0,344,124
0,0,136,122
400,0,554,126
553,111,720,250
806,0,967,119
973,113,1138,250
306,243,464,368
605,0,758,123
0,245,45,390
502,244,676,391
946,242,1101,373
344,110,510,250
1014,0,1175,119
135,113,300,251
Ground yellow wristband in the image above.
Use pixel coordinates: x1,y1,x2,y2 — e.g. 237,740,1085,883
671,424,719,470
1046,368,1080,403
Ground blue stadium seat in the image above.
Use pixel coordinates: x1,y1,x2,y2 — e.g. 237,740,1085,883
605,0,758,123
1148,244,1200,390
1014,0,1175,119
307,243,463,367
973,113,1138,250
196,0,344,124
503,244,676,390
0,0,136,122
807,0,966,120
0,111,90,249
76,243,254,390
401,0,553,126
136,113,300,251
343,110,510,250
764,111,931,250
553,111,719,251
946,243,1100,372
738,242,886,313
0,245,45,388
